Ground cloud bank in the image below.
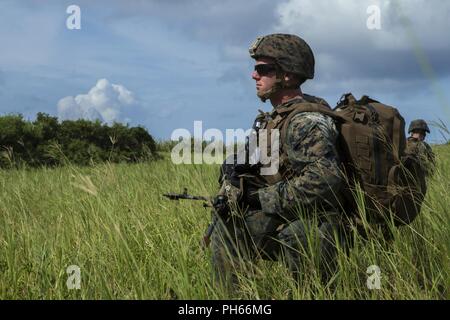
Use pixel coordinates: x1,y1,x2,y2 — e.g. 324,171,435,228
57,79,135,123
274,0,450,84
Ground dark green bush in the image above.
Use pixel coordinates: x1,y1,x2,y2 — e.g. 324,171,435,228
0,113,157,168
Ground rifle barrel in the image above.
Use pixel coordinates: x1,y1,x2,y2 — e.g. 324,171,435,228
163,193,209,201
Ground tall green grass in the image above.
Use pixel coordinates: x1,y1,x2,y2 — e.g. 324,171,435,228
0,147,448,299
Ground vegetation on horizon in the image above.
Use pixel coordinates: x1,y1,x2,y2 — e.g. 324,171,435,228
0,113,157,168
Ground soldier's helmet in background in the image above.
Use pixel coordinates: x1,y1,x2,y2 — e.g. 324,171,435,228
249,33,315,80
408,119,430,133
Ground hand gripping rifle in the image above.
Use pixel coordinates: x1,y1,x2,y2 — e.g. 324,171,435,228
162,188,226,248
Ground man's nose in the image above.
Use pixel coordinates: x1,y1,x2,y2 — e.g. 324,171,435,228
252,70,259,80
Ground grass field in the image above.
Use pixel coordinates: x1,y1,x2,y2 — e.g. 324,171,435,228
0,146,449,300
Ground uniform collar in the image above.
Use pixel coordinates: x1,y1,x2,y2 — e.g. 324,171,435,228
270,96,305,117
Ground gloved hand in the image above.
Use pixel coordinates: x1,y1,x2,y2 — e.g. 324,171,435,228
212,194,229,218
219,153,261,186
241,185,262,210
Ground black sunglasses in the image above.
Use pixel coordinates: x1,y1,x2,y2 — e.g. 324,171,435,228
254,64,277,76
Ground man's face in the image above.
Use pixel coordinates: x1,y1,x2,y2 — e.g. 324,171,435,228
411,130,426,141
252,57,277,98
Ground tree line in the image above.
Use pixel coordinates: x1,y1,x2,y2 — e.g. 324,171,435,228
0,113,157,168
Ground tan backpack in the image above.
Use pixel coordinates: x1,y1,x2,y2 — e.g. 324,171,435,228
267,93,423,227
331,93,423,226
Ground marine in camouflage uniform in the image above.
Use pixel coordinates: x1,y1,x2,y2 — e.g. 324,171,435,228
210,34,350,289
404,120,436,288
405,119,436,196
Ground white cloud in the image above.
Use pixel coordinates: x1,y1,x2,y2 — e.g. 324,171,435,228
57,78,136,123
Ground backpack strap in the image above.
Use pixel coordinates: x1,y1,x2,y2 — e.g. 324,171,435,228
278,102,343,146
336,93,357,108
392,111,404,161
365,104,382,185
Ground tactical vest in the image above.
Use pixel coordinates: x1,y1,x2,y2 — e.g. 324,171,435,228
252,96,334,186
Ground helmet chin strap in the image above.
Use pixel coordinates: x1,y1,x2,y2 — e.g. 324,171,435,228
257,76,298,103
257,79,283,102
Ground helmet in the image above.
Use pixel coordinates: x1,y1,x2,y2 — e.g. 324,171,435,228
249,33,315,79
408,119,430,133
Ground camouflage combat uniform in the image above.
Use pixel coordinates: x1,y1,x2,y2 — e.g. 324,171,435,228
211,33,350,289
211,95,348,287
405,137,436,196
404,119,435,196
406,138,435,174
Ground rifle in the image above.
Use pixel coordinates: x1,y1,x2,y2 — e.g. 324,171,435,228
163,188,210,205
162,188,224,248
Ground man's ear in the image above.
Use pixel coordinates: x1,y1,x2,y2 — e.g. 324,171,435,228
284,73,293,82
283,73,297,86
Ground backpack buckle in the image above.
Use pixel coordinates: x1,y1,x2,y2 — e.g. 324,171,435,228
354,112,365,123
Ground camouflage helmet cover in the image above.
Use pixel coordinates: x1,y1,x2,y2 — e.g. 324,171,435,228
249,33,315,79
408,119,430,133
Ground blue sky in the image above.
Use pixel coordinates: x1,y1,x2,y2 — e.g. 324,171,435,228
1,0,449,143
